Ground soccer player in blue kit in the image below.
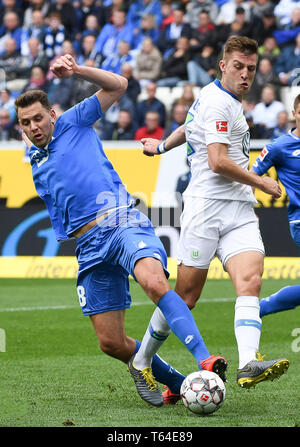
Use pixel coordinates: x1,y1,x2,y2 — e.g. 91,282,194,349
251,94,300,316
15,54,227,407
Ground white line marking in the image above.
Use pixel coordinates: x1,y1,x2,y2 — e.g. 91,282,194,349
0,297,235,313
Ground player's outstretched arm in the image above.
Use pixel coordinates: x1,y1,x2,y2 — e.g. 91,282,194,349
208,143,282,199
50,54,128,113
141,124,186,157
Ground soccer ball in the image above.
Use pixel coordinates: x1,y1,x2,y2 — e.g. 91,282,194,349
180,370,226,415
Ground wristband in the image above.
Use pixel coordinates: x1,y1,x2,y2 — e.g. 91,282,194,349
156,141,167,154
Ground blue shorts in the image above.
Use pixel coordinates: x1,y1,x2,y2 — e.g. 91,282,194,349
75,208,168,316
290,221,300,248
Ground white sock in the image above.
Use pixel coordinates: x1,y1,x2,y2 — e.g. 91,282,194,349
134,307,171,369
234,296,262,369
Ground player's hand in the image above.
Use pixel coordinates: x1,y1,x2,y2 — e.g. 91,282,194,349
22,131,33,149
259,176,282,199
141,138,160,157
50,54,78,78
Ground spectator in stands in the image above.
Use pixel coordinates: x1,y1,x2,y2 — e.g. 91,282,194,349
271,110,291,140
0,0,24,27
160,2,174,29
248,56,281,103
93,9,134,59
251,84,286,138
164,103,187,138
187,43,217,87
251,0,274,20
217,7,253,44
216,0,251,25
157,36,191,87
189,10,217,50
172,83,195,111
0,37,23,81
101,39,133,74
275,31,300,86
120,62,141,105
274,0,300,26
185,0,219,28
18,36,49,79
136,81,166,127
0,11,22,53
22,64,50,93
157,6,191,57
0,106,20,140
111,109,138,140
81,13,101,39
21,10,47,56
134,37,162,89
126,0,162,30
252,7,278,46
23,0,50,29
102,0,130,23
258,36,280,64
273,7,300,46
47,0,79,40
43,12,66,60
0,88,16,120
77,32,103,67
76,0,105,32
132,13,160,51
98,94,136,140
135,110,164,141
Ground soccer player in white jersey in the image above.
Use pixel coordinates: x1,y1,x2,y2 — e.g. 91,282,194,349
137,36,289,400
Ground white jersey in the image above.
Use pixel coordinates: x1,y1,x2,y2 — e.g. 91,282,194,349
184,79,256,203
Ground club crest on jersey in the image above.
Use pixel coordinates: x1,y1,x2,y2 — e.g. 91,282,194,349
259,147,269,161
216,121,228,132
242,130,250,158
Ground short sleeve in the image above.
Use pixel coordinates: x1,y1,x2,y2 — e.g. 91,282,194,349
59,94,102,127
203,100,233,146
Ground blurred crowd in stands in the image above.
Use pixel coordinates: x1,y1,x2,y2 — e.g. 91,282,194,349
0,0,300,142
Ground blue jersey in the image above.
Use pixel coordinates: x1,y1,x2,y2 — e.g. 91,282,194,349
29,94,134,240
252,128,300,222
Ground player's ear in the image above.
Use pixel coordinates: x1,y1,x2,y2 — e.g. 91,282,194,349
50,108,57,125
219,59,226,74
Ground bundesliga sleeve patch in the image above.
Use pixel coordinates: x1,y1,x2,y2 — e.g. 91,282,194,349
259,147,269,161
216,121,228,132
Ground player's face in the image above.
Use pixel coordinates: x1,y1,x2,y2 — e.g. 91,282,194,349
18,101,56,148
219,51,257,99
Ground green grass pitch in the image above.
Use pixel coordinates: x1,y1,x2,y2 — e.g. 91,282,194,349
0,278,299,427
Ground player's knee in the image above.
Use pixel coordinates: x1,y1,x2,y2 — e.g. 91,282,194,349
99,337,126,360
238,272,262,296
142,274,169,301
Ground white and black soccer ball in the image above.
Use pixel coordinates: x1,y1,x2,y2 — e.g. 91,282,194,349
180,370,226,415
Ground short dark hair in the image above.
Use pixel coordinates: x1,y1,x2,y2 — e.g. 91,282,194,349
15,90,51,114
294,94,300,110
223,36,258,60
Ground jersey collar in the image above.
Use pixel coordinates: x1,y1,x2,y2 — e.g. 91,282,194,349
214,79,240,102
289,127,300,140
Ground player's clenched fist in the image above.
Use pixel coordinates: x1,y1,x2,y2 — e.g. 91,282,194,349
260,176,282,199
141,138,160,157
50,54,78,78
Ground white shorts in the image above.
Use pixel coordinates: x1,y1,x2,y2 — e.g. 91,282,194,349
177,197,265,270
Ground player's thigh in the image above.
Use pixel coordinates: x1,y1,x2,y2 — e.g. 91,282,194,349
133,256,171,303
177,196,220,269
217,202,265,270
225,250,264,297
175,264,208,309
76,262,132,316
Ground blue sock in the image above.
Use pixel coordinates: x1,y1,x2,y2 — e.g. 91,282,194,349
260,285,300,317
157,290,210,365
134,340,185,394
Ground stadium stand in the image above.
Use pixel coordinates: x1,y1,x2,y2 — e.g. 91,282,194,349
0,0,299,142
